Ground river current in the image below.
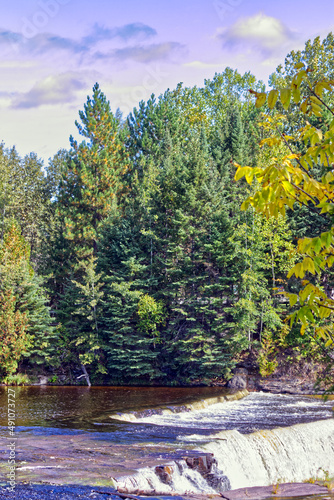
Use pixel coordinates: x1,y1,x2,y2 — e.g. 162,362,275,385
0,386,333,497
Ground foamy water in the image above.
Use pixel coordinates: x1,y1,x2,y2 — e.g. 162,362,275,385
119,392,334,435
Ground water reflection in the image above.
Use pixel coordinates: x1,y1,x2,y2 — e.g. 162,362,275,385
0,385,228,429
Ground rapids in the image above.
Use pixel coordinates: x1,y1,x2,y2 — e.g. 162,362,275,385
0,386,333,496
114,392,334,495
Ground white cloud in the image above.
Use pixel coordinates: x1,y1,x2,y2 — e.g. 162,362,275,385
11,72,87,108
218,12,296,53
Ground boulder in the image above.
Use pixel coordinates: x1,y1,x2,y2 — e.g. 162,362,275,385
227,374,247,390
155,465,174,485
206,472,231,493
184,453,216,476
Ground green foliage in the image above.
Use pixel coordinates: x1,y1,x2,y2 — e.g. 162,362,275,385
0,289,30,375
58,83,129,260
0,145,54,268
137,294,165,340
4,35,334,384
0,221,54,376
71,256,106,372
1,373,31,385
235,34,334,373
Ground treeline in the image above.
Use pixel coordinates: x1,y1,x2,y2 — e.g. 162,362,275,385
1,34,333,385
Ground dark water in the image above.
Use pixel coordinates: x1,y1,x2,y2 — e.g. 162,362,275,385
0,385,229,438
0,386,333,440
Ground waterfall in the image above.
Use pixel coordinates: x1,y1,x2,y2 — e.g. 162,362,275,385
115,461,219,495
204,418,334,489
110,389,248,422
115,418,334,495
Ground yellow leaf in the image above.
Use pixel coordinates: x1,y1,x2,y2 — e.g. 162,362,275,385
313,237,322,254
245,169,254,184
280,88,291,110
321,81,332,91
314,83,324,97
289,294,298,307
319,307,331,319
288,262,304,278
296,70,307,86
302,257,315,274
234,167,245,181
300,99,307,114
235,166,252,182
294,62,305,70
310,102,322,117
241,199,250,211
282,180,295,195
310,95,322,106
255,92,267,108
315,128,323,141
292,87,301,104
267,89,278,109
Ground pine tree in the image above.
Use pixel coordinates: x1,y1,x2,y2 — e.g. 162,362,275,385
54,85,131,373
59,83,130,259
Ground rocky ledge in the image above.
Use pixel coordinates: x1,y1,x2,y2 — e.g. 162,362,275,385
221,482,334,499
227,366,332,395
4,482,332,500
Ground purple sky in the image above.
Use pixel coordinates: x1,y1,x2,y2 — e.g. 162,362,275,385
0,0,333,161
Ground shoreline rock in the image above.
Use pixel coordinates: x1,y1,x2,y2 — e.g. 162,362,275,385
221,482,333,500
2,482,333,500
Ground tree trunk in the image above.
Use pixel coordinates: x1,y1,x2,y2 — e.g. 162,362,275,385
77,364,91,386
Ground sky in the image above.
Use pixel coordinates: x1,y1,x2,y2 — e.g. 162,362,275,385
0,0,334,163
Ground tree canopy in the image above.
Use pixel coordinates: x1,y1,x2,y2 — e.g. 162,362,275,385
1,34,334,387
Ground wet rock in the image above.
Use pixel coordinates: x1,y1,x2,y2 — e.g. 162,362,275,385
184,453,216,476
255,378,322,395
184,454,231,494
227,375,247,391
206,472,231,493
227,368,248,391
221,482,332,500
155,465,174,485
235,367,248,376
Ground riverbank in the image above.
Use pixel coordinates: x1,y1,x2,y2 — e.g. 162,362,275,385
3,346,333,396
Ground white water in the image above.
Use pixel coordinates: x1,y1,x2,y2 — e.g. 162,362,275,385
111,390,247,422
116,419,334,494
115,394,334,495
116,461,217,495
203,419,334,489
135,392,334,433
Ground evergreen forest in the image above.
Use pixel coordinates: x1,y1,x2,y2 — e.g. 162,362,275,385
1,34,334,387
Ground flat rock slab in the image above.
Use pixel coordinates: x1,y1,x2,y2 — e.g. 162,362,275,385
0,484,186,500
221,482,333,500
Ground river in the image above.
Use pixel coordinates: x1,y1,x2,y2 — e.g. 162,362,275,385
0,386,333,498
